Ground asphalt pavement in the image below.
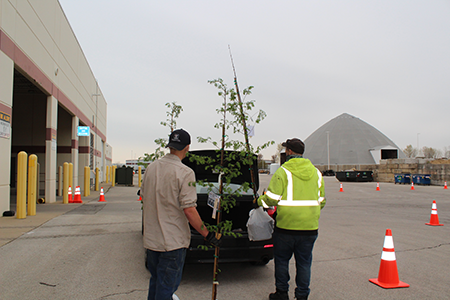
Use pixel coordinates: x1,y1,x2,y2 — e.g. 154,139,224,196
0,175,449,299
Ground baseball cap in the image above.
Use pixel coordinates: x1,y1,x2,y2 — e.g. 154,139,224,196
282,138,305,154
166,129,191,151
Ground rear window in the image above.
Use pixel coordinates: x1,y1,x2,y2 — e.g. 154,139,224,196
196,182,253,195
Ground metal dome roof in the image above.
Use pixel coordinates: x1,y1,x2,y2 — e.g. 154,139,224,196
303,113,406,165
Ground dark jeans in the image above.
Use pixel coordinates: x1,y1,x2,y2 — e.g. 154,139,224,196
273,231,318,298
146,248,187,300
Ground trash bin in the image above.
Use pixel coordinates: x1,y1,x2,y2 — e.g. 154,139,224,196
336,171,373,182
355,171,373,182
412,174,431,185
336,171,356,182
116,166,134,185
395,174,411,184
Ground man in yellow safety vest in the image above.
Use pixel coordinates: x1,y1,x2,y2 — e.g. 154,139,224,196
258,138,326,300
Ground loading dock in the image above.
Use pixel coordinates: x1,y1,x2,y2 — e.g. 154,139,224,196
0,0,112,214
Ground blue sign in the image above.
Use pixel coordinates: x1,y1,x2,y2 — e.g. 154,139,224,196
77,126,90,136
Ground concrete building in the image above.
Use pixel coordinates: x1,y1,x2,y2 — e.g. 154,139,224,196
0,0,111,214
303,113,405,167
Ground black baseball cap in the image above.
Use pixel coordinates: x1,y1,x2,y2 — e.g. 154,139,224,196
282,138,305,154
166,129,191,150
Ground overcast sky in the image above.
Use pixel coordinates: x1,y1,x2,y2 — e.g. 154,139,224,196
59,0,450,163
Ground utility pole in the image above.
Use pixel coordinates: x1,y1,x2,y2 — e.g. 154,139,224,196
417,133,420,157
92,79,101,170
326,131,330,170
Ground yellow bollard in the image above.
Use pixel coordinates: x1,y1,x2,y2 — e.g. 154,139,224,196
27,154,37,216
63,162,69,204
84,166,90,197
68,163,73,192
138,166,142,188
112,165,116,187
17,151,28,219
95,167,99,191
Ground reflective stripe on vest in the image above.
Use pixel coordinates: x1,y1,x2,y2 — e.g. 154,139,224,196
277,167,323,207
266,190,282,201
316,169,325,204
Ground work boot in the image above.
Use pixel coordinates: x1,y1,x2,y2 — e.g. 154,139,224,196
269,289,289,300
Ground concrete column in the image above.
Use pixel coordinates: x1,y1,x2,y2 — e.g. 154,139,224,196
0,52,14,213
71,116,79,188
45,95,58,203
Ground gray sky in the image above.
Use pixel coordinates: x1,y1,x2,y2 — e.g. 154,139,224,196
59,0,450,163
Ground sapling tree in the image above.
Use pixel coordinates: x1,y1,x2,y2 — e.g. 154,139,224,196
188,77,273,300
139,102,183,164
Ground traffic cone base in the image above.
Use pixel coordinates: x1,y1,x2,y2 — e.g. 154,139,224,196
369,229,409,289
369,277,410,289
426,222,443,226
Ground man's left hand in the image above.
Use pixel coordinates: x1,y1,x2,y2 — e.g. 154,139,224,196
205,232,222,247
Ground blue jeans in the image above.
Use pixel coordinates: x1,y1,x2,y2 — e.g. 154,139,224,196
146,248,186,300
273,231,318,298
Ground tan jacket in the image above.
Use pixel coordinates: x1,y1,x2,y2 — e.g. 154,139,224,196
141,154,197,251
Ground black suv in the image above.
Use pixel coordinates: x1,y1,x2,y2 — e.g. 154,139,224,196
181,150,273,265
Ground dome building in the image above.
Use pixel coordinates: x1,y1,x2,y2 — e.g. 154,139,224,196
303,113,406,167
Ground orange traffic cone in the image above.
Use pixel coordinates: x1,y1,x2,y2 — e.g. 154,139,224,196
410,182,415,190
444,181,448,190
339,183,344,192
68,186,73,203
426,200,443,226
138,196,142,202
369,229,409,289
99,187,106,202
73,186,82,203
376,182,380,191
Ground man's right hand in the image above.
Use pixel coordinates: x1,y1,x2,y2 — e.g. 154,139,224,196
205,232,222,247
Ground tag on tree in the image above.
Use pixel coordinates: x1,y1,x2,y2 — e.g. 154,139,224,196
208,192,221,219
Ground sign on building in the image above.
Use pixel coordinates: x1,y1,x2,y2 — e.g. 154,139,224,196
0,111,11,139
77,126,90,137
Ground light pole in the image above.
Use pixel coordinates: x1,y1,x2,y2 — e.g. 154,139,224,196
417,133,420,157
326,131,330,170
92,79,101,170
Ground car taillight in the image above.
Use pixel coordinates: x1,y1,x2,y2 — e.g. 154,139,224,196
264,244,273,248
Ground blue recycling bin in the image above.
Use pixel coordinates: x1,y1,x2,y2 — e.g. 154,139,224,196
412,174,431,185
395,174,411,184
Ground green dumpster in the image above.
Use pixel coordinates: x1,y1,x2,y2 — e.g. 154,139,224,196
116,166,134,185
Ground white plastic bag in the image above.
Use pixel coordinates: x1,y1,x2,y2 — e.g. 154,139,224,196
246,207,274,241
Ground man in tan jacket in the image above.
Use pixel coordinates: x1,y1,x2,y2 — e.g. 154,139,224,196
141,129,220,300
